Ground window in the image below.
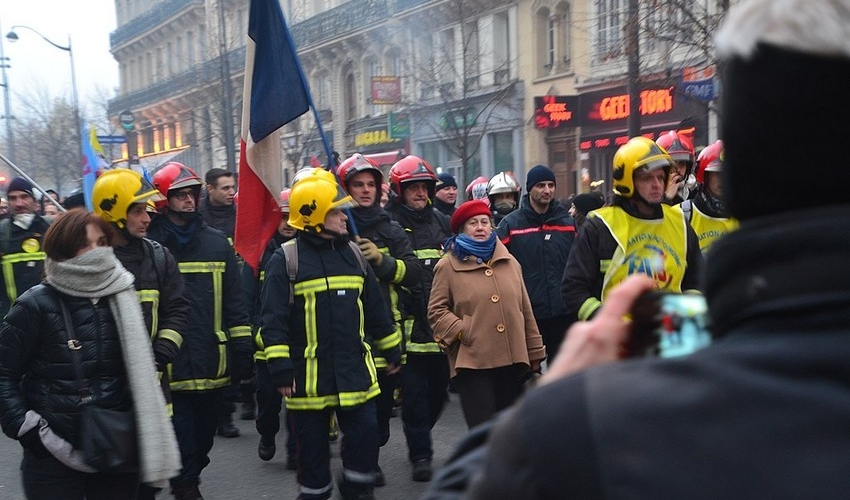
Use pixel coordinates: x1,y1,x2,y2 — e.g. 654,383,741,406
419,142,441,169
367,57,380,114
438,28,456,91
493,12,510,84
547,17,556,69
491,131,514,174
557,2,572,69
316,72,332,111
187,32,195,66
463,21,480,90
345,73,356,122
419,34,435,99
536,8,551,75
596,0,623,60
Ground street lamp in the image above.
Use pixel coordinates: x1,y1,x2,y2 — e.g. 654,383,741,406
6,25,82,174
0,21,13,164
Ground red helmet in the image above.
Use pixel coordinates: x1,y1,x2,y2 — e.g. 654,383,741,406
388,155,438,198
337,153,383,191
656,130,695,164
465,176,490,201
280,189,291,211
152,162,203,209
696,140,724,184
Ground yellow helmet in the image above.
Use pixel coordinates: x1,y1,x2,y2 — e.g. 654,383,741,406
287,168,355,232
93,169,165,228
612,136,675,198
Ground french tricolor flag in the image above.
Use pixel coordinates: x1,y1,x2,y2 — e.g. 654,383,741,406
235,0,311,271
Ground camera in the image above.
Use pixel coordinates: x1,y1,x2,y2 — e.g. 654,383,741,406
628,291,711,358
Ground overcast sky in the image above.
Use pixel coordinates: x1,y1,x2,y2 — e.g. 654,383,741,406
1,0,119,121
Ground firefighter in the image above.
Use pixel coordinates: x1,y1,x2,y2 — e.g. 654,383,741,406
148,162,253,500
259,168,399,500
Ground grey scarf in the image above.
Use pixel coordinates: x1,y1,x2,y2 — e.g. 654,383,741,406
43,247,182,487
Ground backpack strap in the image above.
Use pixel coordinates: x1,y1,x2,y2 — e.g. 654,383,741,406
280,239,369,306
144,238,167,288
282,239,298,306
347,240,369,276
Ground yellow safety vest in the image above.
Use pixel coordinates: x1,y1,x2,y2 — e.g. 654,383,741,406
593,204,690,300
689,205,739,254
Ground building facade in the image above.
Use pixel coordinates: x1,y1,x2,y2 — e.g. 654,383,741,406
108,0,720,195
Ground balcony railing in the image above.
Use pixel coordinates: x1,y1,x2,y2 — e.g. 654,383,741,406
108,46,246,115
111,0,204,49
394,0,433,12
290,0,390,48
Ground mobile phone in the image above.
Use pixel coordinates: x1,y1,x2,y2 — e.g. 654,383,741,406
629,291,711,358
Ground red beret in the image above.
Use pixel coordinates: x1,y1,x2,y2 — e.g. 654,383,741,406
450,199,492,234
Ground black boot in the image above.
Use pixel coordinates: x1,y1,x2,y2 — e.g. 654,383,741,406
337,474,375,500
258,435,276,461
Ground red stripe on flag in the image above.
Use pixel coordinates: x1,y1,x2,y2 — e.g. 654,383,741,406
234,139,280,271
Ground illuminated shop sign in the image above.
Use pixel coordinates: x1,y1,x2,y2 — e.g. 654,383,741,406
534,95,579,129
589,87,675,123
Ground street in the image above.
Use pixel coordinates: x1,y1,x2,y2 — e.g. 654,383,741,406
0,395,469,500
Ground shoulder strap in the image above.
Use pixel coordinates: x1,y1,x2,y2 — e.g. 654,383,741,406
347,240,369,276
282,239,298,306
49,287,91,402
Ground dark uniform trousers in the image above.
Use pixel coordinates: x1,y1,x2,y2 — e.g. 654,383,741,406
402,353,450,462
255,361,296,457
170,389,224,487
376,371,399,447
293,400,378,499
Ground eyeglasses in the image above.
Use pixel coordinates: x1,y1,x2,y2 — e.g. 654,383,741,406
170,190,195,201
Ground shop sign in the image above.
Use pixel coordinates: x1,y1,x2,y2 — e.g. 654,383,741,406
680,66,716,103
389,112,411,139
355,128,402,148
372,76,402,105
584,87,676,124
534,95,579,129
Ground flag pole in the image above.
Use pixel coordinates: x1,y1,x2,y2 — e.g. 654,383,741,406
0,151,67,212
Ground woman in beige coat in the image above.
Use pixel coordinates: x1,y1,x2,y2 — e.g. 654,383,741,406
429,200,546,428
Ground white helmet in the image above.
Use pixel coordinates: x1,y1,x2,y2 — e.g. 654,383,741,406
486,172,521,196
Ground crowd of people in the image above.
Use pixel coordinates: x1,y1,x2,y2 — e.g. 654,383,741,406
1,1,847,499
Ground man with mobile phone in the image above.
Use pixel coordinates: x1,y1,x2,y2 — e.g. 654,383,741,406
561,137,703,322
423,1,850,498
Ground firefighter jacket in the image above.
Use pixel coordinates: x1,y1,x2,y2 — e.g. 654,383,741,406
385,201,451,355
259,232,399,411
496,196,575,320
349,205,421,368
0,215,51,317
114,236,189,411
561,198,703,321
148,213,252,392
682,187,739,254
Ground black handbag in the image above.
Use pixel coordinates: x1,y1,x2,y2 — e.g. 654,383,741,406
55,289,139,473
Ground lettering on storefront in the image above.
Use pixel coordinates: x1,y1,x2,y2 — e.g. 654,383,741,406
599,88,674,121
534,95,579,129
355,129,402,148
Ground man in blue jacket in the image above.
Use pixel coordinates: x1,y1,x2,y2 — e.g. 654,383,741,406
496,165,575,360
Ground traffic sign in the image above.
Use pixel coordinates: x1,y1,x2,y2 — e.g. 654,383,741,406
119,110,135,131
97,135,128,144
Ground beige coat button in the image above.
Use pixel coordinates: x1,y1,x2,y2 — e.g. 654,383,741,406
484,269,493,276
496,324,506,332
491,294,499,303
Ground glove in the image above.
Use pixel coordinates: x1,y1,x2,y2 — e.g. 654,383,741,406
19,427,50,459
356,237,383,266
152,338,179,371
